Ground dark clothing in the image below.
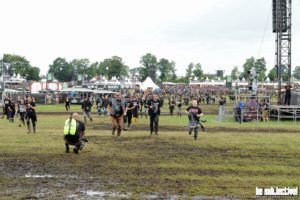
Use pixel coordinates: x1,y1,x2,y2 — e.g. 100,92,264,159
186,106,202,122
102,99,109,108
109,99,126,118
4,99,11,109
82,100,92,112
144,99,150,108
4,99,11,119
64,120,83,145
26,102,37,130
149,100,161,116
150,115,159,133
125,100,134,115
131,100,139,117
149,100,161,134
77,120,86,134
26,102,36,118
65,97,70,111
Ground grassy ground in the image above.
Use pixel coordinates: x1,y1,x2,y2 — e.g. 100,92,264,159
33,103,223,114
0,114,299,199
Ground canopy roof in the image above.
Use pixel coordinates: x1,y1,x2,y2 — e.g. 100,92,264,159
140,77,159,90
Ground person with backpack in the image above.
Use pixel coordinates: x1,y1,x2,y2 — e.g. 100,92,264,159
64,113,87,154
186,100,204,140
108,93,127,137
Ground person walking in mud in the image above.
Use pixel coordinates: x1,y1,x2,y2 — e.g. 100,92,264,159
186,100,204,140
149,94,161,135
25,96,37,134
16,96,26,127
169,97,176,117
65,95,71,111
177,98,182,117
143,95,151,119
108,93,127,137
82,96,93,124
123,95,133,130
102,95,110,116
3,96,12,120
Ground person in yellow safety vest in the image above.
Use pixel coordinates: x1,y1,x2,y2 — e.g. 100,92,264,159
64,113,87,154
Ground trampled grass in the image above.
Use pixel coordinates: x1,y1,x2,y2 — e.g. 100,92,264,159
0,114,299,199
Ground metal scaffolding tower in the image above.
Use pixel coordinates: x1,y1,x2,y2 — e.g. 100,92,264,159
273,0,292,104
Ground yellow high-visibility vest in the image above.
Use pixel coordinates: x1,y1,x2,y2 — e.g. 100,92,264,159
64,119,77,135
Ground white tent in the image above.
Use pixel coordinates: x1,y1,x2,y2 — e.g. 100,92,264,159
140,77,159,90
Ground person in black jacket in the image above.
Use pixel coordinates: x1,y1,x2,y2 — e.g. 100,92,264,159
26,96,37,133
3,96,11,120
149,94,161,135
82,96,93,124
186,100,204,140
284,84,292,106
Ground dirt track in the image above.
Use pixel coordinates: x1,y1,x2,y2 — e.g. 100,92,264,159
89,123,300,134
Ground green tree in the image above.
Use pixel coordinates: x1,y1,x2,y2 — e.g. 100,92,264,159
48,57,73,82
1,54,41,81
98,56,128,80
292,66,300,80
268,66,289,81
70,59,90,75
139,53,158,81
193,63,203,80
231,66,239,80
2,54,31,77
268,67,277,81
157,58,177,82
242,57,267,80
185,63,194,81
86,62,98,79
255,58,267,81
26,67,40,81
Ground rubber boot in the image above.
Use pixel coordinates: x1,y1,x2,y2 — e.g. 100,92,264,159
27,125,31,134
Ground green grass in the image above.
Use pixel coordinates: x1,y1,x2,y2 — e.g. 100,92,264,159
0,114,299,199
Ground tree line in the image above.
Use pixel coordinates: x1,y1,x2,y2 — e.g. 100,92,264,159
1,53,300,82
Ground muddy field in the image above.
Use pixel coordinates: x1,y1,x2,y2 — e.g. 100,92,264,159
1,115,300,199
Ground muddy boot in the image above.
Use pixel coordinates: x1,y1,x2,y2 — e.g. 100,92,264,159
112,128,116,136
33,126,36,133
27,125,31,134
84,117,87,124
65,144,70,153
201,125,205,132
90,117,93,122
117,129,121,137
73,148,79,154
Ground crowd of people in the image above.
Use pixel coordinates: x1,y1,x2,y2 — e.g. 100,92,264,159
1,95,37,133
2,82,298,154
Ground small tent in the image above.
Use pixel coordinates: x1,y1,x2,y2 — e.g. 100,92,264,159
140,77,159,90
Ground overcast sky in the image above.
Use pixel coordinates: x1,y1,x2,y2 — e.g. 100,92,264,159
1,0,300,76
